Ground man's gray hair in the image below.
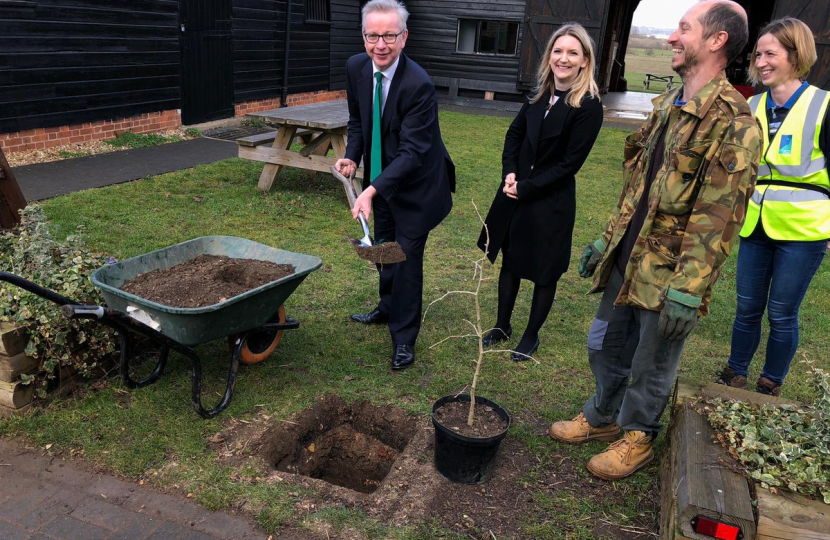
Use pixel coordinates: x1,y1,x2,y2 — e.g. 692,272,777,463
361,0,409,32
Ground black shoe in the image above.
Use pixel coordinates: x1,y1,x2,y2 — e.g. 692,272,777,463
350,309,389,325
391,344,415,370
482,326,512,347
511,337,540,362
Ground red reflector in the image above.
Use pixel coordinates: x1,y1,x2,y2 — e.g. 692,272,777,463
691,515,741,540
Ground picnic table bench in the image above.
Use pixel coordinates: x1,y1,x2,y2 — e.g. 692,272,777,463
643,73,675,90
237,100,363,193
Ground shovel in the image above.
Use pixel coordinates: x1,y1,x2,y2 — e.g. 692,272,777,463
330,166,406,265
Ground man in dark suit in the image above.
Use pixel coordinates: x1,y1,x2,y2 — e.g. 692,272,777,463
334,0,455,370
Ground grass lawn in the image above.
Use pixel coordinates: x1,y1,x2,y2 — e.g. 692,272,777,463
624,48,675,93
1,110,828,539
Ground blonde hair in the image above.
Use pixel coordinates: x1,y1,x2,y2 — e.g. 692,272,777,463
530,23,600,108
748,18,817,85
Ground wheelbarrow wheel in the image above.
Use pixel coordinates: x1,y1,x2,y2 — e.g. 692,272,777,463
228,305,286,365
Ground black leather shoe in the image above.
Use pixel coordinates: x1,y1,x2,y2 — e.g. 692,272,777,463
391,344,415,370
511,337,540,362
350,309,389,325
482,326,512,347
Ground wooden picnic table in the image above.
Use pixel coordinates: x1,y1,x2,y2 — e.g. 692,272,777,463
643,73,675,90
237,100,362,193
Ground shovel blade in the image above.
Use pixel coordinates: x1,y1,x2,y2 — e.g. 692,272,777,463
347,237,407,264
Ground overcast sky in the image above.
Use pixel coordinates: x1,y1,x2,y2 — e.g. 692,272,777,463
632,0,697,29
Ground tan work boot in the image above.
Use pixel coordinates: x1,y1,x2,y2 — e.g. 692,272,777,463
548,413,620,444
587,430,654,480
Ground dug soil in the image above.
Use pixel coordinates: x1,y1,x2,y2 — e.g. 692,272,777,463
433,400,508,438
258,394,417,494
208,395,660,539
121,254,294,308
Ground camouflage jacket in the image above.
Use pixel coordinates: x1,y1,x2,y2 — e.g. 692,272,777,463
591,75,762,315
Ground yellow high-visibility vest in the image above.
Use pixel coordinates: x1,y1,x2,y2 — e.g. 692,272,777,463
741,85,830,241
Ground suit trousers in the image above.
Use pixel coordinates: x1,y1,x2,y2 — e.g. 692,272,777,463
373,194,428,346
582,267,687,435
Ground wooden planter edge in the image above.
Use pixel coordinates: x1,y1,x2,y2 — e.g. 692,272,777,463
661,377,830,540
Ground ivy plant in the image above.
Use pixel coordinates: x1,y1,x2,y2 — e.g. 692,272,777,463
702,366,830,504
0,205,117,397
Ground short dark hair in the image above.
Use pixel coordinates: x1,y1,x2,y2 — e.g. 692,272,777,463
699,3,748,64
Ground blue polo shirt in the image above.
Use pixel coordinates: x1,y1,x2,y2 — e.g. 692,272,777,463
765,81,809,139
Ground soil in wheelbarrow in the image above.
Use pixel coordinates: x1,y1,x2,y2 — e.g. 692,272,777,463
121,254,295,308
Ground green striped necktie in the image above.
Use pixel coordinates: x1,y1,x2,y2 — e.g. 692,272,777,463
371,71,383,183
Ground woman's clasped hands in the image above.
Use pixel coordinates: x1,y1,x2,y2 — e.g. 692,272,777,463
503,173,518,199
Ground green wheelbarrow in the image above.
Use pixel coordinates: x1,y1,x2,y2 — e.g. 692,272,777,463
0,236,321,418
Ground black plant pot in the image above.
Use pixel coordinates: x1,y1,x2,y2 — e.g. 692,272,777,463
431,394,510,484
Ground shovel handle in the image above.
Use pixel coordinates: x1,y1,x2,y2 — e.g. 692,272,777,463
332,165,373,244
331,166,359,209
357,212,372,239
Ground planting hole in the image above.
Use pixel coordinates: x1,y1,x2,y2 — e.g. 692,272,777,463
259,395,417,493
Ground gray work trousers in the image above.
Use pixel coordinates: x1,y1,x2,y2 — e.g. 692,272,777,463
582,268,686,434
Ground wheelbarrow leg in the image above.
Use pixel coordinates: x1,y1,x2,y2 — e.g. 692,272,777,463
190,337,242,419
118,330,169,389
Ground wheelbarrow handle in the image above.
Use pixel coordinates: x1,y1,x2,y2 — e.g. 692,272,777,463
0,271,75,306
61,304,106,320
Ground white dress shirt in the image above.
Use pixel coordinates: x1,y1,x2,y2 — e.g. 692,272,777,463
372,57,400,109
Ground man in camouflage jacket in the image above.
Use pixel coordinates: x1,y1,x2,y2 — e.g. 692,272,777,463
549,0,762,480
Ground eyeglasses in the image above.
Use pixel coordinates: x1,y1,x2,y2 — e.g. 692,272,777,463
363,31,403,44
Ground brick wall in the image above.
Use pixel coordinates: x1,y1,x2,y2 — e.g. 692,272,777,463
234,90,346,116
1,89,347,153
0,110,181,154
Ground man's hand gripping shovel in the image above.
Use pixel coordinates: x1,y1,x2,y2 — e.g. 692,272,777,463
330,166,406,265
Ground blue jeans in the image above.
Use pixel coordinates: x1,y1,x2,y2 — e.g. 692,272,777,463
728,236,827,384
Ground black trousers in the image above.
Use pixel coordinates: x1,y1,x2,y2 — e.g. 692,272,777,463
373,194,429,346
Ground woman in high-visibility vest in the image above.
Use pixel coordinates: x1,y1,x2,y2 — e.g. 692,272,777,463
717,18,829,397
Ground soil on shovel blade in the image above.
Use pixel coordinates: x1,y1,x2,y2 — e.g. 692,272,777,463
121,254,295,308
434,400,508,438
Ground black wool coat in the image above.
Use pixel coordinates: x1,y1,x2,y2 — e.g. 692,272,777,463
344,53,455,239
478,89,603,285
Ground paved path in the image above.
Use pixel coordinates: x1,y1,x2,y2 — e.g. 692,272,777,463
0,438,268,540
13,138,237,201
10,99,641,204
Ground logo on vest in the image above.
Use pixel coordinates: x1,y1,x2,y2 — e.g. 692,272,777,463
779,135,793,155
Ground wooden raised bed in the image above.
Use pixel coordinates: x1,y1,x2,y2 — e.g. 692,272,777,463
661,378,830,540
0,321,36,416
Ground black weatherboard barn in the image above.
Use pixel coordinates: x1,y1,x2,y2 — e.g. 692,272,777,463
402,0,829,108
0,0,362,134
1,0,828,143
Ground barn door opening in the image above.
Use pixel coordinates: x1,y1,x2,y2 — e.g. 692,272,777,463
518,0,610,89
770,0,828,88
179,0,234,125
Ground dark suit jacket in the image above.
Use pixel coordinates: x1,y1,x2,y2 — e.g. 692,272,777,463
344,52,455,238
478,89,603,285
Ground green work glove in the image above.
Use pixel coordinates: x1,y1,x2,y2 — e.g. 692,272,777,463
578,239,606,278
658,298,698,341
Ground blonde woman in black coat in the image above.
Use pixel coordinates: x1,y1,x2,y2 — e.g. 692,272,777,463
477,23,603,361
